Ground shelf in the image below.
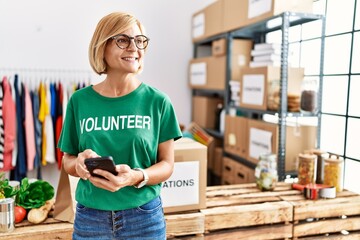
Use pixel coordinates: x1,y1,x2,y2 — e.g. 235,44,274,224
192,88,225,97
231,12,324,38
191,9,325,183
224,151,299,178
193,12,324,44
233,106,319,118
193,33,228,45
224,152,257,169
205,128,224,139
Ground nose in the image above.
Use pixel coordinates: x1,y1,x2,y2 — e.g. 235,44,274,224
127,39,137,51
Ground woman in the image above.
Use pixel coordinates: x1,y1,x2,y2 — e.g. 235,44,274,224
58,12,182,239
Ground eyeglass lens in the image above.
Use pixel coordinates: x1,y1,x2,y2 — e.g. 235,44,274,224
114,35,149,50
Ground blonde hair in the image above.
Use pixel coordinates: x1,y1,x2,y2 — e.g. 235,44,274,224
88,12,146,75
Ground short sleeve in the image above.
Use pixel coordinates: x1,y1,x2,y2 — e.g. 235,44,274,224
158,97,182,143
57,98,79,155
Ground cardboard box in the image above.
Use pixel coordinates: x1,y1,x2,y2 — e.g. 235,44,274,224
240,66,304,110
212,147,223,177
208,138,223,173
247,119,316,172
231,39,253,81
221,157,255,184
192,96,223,129
212,38,226,57
189,56,226,90
189,39,253,90
161,138,207,213
192,0,224,42
224,115,248,159
223,0,314,32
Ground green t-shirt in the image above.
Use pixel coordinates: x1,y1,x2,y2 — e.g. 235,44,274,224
57,83,182,211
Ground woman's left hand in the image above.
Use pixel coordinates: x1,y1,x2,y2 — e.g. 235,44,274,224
88,164,140,192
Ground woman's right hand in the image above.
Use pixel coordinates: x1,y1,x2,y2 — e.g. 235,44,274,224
76,149,100,180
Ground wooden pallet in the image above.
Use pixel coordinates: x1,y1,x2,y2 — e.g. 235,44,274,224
0,217,73,240
166,211,205,239
2,183,359,240
283,190,360,239
200,182,297,240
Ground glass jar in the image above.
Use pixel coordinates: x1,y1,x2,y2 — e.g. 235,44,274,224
323,156,344,192
300,78,318,114
297,153,317,185
255,153,278,191
308,149,328,184
267,80,279,111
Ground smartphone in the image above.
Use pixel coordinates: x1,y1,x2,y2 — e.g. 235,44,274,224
84,156,117,179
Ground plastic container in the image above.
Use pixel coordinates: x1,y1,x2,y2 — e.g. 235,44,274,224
300,78,318,114
0,198,15,233
255,153,278,191
323,155,344,192
298,153,317,185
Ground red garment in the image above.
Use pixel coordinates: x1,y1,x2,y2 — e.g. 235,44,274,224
56,82,63,169
1,77,16,171
56,116,63,169
23,85,36,171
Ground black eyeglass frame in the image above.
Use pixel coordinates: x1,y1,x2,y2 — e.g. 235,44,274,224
111,34,150,50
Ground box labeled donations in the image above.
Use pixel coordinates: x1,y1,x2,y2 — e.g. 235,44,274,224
161,138,207,213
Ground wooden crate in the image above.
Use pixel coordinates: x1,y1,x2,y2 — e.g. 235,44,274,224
166,211,205,239
201,182,297,240
0,218,73,240
282,190,360,239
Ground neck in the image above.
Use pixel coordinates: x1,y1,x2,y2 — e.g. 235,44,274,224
95,75,140,97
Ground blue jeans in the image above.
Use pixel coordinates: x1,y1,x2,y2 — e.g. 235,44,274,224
73,196,166,240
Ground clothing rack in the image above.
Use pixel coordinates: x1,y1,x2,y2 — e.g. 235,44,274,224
0,67,93,181
0,67,93,86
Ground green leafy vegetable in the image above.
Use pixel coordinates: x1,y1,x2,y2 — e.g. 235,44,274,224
0,172,19,198
17,178,55,209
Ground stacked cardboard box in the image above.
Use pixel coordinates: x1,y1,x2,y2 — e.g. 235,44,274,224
192,0,314,42
189,39,253,90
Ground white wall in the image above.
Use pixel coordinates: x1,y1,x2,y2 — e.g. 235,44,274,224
0,0,215,189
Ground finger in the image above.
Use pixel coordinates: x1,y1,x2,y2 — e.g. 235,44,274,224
93,169,117,180
89,177,120,192
116,164,131,173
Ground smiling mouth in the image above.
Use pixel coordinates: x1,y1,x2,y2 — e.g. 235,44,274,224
122,57,138,61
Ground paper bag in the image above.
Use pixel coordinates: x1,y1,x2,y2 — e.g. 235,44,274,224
53,167,79,223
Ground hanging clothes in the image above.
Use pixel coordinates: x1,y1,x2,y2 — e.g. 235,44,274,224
38,82,55,166
0,80,4,167
9,76,18,168
0,72,89,176
30,89,42,179
10,76,27,180
62,82,69,122
1,77,16,171
38,82,47,166
44,82,55,164
55,82,63,169
23,85,36,171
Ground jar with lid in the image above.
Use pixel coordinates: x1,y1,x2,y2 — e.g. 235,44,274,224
323,155,344,192
300,78,318,114
255,153,278,191
297,153,317,185
308,149,328,184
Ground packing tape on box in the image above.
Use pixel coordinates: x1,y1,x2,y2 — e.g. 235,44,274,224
292,183,336,200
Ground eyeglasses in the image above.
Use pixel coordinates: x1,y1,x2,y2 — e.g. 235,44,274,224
111,34,150,50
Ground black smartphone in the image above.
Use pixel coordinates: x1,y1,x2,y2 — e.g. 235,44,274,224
84,156,117,179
